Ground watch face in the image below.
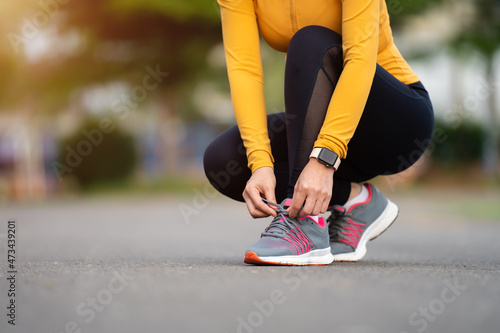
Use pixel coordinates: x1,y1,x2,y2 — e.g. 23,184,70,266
318,148,337,167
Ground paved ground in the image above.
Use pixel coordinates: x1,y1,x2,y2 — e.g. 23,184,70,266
0,187,499,333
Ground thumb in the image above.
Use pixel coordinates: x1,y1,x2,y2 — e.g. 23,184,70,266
263,185,277,205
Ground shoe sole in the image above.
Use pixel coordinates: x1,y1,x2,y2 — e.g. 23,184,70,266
332,200,399,262
244,248,334,266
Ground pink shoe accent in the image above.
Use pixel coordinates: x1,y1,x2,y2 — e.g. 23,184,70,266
339,218,367,248
283,234,301,254
347,183,373,212
284,198,292,207
283,225,313,255
286,232,306,254
295,225,313,251
300,216,326,228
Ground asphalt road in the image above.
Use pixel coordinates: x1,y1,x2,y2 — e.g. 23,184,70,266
0,188,499,333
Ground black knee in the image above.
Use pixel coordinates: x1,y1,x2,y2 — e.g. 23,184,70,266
203,135,242,189
287,25,342,69
203,129,250,202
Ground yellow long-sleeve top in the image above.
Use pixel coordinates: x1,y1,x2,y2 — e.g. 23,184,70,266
218,0,420,172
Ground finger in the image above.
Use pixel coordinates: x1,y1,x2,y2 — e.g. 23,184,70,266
311,199,324,216
320,198,329,215
243,189,267,218
256,198,277,217
249,188,276,217
259,184,277,213
288,191,305,218
300,196,316,217
244,195,268,218
312,192,330,216
320,188,333,214
243,190,258,218
263,186,277,209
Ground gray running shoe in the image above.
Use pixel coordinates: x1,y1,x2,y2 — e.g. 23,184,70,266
244,198,334,266
328,183,398,262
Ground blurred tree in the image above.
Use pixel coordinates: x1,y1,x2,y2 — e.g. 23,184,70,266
387,0,444,29
52,0,223,175
0,0,225,195
432,119,485,166
0,0,224,117
388,0,500,178
0,1,33,109
36,0,222,113
450,0,500,178
59,118,137,188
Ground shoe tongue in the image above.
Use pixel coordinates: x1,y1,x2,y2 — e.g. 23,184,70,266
281,198,292,209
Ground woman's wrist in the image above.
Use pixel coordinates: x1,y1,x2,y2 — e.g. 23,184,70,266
252,165,274,175
308,156,335,173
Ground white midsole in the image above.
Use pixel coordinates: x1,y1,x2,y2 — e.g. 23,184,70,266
332,200,399,262
258,247,334,265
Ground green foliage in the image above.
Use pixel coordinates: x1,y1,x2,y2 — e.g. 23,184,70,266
59,119,137,189
387,0,444,28
1,0,222,114
60,1,218,84
451,0,500,56
432,119,487,166
107,0,220,22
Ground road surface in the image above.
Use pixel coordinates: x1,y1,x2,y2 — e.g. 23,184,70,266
0,188,499,333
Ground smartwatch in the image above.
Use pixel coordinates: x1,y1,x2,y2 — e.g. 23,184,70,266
309,147,341,171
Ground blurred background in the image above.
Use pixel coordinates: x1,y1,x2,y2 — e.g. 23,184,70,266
0,0,499,202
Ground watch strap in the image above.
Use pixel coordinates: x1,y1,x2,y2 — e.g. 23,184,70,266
310,147,341,171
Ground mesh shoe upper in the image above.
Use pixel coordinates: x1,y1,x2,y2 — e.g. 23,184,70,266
246,199,330,257
328,183,388,254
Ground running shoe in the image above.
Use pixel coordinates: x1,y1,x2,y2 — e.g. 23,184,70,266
244,198,334,266
328,183,398,262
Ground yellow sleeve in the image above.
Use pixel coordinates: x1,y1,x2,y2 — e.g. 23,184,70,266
218,0,274,173
314,0,380,159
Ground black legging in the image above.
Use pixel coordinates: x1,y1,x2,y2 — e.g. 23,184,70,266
204,26,434,206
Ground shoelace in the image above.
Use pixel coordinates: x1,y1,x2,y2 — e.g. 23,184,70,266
260,198,313,254
260,198,297,238
327,205,366,247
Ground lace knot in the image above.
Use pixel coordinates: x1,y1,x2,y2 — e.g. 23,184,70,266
261,198,297,238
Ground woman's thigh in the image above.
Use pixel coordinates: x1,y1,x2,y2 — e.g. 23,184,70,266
336,65,434,182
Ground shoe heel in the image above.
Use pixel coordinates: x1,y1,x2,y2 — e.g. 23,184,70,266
369,200,399,241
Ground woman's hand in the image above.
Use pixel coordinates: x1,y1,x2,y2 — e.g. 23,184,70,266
288,158,334,218
242,166,278,219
